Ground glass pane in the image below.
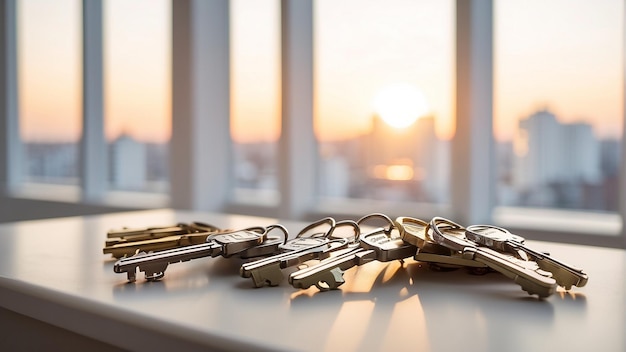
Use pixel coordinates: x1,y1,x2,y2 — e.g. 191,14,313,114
18,0,81,184
104,0,171,193
315,0,453,203
230,0,280,195
495,0,623,212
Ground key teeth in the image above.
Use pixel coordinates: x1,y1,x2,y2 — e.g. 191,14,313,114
252,272,283,288
515,275,556,298
315,267,346,291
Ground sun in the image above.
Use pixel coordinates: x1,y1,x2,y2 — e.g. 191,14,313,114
373,83,429,128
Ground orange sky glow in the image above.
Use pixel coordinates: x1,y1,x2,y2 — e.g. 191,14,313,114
18,0,624,144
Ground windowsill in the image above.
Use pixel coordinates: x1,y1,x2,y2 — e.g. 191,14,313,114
6,182,170,210
5,184,624,248
493,206,623,248
493,206,621,235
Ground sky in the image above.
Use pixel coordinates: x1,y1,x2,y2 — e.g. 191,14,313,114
17,0,624,143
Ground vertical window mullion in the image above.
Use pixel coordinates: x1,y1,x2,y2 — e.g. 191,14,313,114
621,0,626,247
170,0,231,211
452,0,494,224
279,0,315,220
0,0,20,193
81,0,106,200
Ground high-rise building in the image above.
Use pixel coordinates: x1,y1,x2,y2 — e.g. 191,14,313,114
110,134,146,190
512,109,601,203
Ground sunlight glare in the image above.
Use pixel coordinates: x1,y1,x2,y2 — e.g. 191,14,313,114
373,83,429,129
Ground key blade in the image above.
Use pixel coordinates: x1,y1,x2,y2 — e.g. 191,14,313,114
464,247,557,298
243,262,284,288
107,225,189,240
113,242,222,282
507,241,588,289
241,238,348,287
289,249,375,290
532,255,588,289
104,236,183,258
415,251,489,268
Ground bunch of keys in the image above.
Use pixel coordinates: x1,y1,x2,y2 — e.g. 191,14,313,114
240,218,360,287
464,223,588,290
288,213,418,291
396,216,588,298
113,224,289,282
104,222,230,258
395,217,491,274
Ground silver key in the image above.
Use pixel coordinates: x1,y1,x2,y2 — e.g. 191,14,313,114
289,215,417,291
465,224,588,289
429,217,558,298
240,219,357,287
114,225,281,282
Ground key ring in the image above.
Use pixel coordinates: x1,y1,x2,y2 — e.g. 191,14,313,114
265,224,289,245
356,213,395,236
332,220,361,243
296,217,336,239
428,217,474,252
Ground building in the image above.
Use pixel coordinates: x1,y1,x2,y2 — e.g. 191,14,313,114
110,134,146,190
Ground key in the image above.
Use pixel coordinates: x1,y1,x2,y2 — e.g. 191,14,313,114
465,224,588,289
289,215,417,291
104,222,227,258
429,217,558,298
106,222,219,245
113,225,281,282
241,218,357,287
103,229,231,259
395,216,489,273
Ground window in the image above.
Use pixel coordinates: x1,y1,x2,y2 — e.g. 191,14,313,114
494,0,623,213
230,0,280,200
18,0,81,185
104,0,170,193
315,0,454,204
2,1,624,247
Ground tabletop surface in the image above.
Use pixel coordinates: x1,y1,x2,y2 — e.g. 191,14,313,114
0,209,624,352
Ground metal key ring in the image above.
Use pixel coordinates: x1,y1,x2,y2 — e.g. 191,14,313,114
265,224,289,245
333,219,361,243
296,217,337,238
356,213,394,236
429,217,475,252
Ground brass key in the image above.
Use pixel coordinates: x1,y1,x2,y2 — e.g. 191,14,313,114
396,216,489,273
104,222,226,258
241,219,358,287
289,214,417,291
465,224,588,289
429,217,558,298
113,225,287,282
106,222,219,245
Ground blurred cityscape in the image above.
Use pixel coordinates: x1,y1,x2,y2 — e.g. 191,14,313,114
25,134,169,193
25,108,621,212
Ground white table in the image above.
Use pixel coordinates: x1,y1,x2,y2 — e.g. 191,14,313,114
0,209,623,351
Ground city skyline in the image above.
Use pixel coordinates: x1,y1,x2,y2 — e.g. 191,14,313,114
16,0,624,144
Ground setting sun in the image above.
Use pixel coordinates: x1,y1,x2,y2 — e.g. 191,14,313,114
373,83,429,129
